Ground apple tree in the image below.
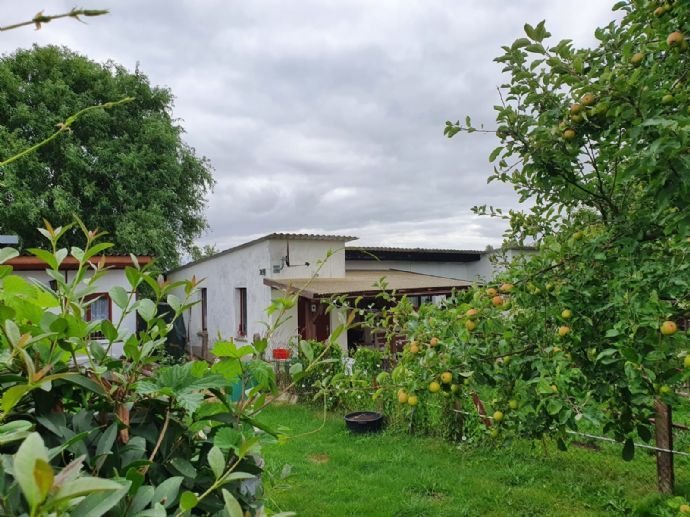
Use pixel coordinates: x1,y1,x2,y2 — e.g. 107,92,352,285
388,0,690,493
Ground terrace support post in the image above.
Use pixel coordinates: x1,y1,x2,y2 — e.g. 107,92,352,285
655,399,674,494
199,330,209,361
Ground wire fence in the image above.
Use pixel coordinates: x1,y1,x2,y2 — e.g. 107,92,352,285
444,406,690,457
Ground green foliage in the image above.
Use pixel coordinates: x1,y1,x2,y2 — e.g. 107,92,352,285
292,340,344,408
189,244,219,262
0,223,275,516
321,2,690,474
0,45,215,268
351,347,383,379
434,0,690,462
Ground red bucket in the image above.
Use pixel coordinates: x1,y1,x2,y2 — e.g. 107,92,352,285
272,348,290,360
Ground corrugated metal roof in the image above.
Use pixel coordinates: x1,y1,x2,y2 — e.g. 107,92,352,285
264,232,358,242
264,269,471,299
349,246,484,254
167,233,358,274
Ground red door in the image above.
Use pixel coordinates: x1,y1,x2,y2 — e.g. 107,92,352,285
297,297,330,341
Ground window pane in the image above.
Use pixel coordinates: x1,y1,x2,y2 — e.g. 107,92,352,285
236,287,247,336
89,297,109,321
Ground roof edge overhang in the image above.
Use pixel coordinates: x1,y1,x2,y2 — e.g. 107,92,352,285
345,247,482,263
7,255,153,271
263,277,469,300
168,232,359,275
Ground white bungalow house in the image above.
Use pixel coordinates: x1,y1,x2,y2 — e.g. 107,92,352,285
8,255,153,343
166,233,530,358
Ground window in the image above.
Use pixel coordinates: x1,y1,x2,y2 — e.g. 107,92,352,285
85,293,112,339
200,287,208,332
236,288,247,337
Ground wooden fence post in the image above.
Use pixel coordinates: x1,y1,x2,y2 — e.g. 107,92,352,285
655,399,674,494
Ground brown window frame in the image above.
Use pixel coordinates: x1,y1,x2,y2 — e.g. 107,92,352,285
84,293,113,339
200,287,208,332
236,287,247,337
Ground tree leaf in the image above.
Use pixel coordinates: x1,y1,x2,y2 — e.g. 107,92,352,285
95,423,117,471
300,341,314,363
0,419,32,446
170,456,197,479
208,446,225,479
222,488,243,517
109,285,129,310
1,384,32,416
14,433,50,509
129,485,154,514
546,398,563,416
135,502,167,517
289,362,303,377
637,424,652,442
4,320,21,347
100,319,118,342
0,247,18,264
151,476,183,508
54,476,125,503
27,248,57,270
61,374,106,396
48,431,92,460
622,438,635,462
136,298,157,322
70,480,130,517
214,427,241,450
33,458,54,502
222,471,256,483
179,490,198,511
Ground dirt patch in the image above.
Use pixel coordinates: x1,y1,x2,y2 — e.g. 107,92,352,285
572,440,601,451
308,453,330,464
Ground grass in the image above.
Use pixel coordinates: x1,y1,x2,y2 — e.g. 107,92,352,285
257,404,690,516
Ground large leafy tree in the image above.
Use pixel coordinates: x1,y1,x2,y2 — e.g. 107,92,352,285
0,45,214,268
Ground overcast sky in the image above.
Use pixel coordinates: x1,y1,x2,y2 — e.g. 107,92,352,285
3,1,616,252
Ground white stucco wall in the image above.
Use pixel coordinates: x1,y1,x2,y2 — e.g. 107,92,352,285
345,259,486,282
14,269,138,337
267,239,346,280
168,237,351,356
345,249,537,283
168,240,273,351
329,305,348,352
267,289,300,350
482,249,537,280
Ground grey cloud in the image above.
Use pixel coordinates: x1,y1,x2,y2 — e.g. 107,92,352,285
3,1,615,254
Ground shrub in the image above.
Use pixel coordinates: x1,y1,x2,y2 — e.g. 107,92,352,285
292,340,344,408
0,222,281,516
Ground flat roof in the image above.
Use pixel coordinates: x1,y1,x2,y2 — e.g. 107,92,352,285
264,269,472,299
168,232,358,274
346,246,483,263
7,255,153,271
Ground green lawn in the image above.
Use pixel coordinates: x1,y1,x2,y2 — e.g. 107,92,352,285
257,404,690,516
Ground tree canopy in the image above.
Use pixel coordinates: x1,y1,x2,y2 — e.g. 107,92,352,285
365,0,690,492
0,45,214,268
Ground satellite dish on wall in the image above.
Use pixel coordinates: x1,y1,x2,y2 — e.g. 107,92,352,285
285,238,310,268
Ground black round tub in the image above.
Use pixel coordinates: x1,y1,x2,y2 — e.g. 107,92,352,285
344,411,384,433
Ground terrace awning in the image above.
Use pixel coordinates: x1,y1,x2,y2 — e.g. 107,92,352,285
263,269,472,299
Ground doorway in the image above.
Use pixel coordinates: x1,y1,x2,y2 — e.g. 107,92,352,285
297,297,330,341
